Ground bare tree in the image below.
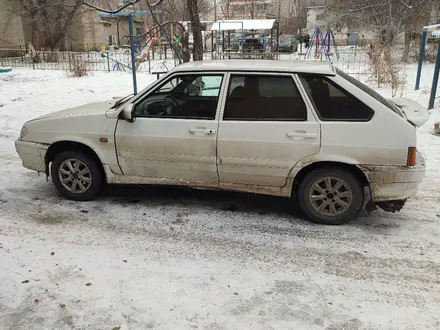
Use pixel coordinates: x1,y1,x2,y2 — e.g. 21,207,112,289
327,0,434,62
220,0,236,19
16,0,83,51
246,0,268,19
186,0,203,60
11,0,206,61
159,0,210,61
219,0,268,20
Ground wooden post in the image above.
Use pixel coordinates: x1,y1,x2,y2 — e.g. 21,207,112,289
30,48,35,69
20,45,24,63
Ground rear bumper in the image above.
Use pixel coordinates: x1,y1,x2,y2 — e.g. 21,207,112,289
15,140,48,173
359,153,426,202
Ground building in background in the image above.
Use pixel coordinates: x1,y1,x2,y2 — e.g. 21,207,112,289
0,1,25,47
0,0,149,50
214,0,273,20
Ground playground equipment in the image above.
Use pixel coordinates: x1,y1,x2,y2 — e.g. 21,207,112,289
305,27,339,61
415,24,440,109
0,67,12,73
135,27,159,70
99,9,161,95
323,29,340,60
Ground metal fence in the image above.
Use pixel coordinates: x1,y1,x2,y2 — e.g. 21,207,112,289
0,46,371,76
0,47,177,73
211,48,370,75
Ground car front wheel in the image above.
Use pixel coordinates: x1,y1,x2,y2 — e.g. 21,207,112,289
297,168,364,225
51,151,103,201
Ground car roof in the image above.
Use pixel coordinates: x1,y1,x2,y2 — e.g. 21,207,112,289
174,60,335,75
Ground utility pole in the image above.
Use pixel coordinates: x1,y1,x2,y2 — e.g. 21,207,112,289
214,0,217,21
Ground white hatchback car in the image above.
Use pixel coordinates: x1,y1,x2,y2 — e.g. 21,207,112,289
16,60,428,225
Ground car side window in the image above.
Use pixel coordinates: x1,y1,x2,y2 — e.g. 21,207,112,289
223,75,307,121
300,75,374,121
134,74,223,120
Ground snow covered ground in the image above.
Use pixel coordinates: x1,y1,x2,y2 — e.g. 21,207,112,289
0,66,440,330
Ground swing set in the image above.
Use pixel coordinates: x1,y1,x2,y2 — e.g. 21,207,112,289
305,27,340,61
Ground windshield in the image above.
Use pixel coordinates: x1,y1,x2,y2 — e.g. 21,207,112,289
335,68,403,117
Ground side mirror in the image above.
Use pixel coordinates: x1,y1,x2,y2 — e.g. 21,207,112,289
122,103,135,122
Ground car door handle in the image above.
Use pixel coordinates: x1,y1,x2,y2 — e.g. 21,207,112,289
286,132,317,139
189,128,216,135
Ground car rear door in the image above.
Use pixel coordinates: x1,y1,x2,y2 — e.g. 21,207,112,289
216,72,321,190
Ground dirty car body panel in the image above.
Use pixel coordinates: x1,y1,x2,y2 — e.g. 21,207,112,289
15,60,428,222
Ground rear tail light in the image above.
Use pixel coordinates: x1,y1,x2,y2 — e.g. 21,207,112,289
407,147,417,166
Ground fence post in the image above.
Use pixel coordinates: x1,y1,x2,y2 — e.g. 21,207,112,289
415,30,427,90
148,56,151,74
30,48,35,69
152,46,155,60
68,52,72,71
106,51,110,72
20,45,24,63
428,39,440,110
164,44,167,59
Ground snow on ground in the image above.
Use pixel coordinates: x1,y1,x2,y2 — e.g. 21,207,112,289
0,66,440,330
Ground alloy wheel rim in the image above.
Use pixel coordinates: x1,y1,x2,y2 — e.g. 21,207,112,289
308,176,353,216
58,158,92,194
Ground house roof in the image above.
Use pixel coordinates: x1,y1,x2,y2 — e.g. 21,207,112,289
210,19,276,31
173,60,335,75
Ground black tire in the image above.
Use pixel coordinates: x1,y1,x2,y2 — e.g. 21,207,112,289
297,168,364,225
51,151,104,201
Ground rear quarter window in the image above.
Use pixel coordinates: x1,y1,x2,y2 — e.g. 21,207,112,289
300,74,374,121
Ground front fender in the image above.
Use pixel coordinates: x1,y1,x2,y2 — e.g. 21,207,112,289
47,134,121,176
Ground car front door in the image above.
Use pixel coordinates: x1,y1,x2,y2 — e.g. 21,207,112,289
217,72,321,190
115,73,225,188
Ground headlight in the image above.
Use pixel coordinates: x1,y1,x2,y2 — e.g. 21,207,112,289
19,126,28,140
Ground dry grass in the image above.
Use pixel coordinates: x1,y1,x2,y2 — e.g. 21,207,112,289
368,44,407,97
69,55,89,77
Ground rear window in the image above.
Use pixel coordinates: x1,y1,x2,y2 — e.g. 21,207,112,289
335,68,404,117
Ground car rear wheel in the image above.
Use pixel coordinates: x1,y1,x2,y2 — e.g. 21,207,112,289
297,168,364,225
51,151,103,201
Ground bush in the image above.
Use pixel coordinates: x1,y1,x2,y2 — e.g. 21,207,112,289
368,44,407,97
69,55,89,77
413,43,438,63
32,53,41,63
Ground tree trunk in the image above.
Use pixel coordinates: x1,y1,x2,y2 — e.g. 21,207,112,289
182,32,191,63
401,30,411,63
187,0,203,61
383,46,391,62
31,20,41,50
